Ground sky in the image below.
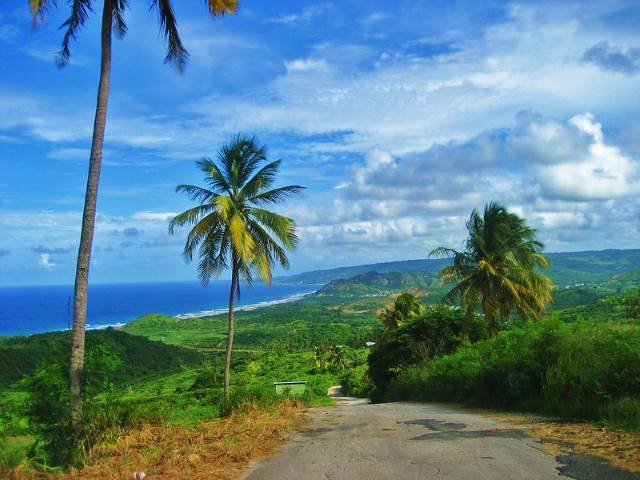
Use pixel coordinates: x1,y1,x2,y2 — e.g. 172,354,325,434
0,0,639,286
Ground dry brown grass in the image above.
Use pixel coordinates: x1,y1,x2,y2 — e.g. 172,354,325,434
486,412,640,473
10,399,306,480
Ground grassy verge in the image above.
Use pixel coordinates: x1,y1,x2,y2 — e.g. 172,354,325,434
6,397,308,480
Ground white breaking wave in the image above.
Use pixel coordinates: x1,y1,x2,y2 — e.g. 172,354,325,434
86,322,127,330
175,290,317,319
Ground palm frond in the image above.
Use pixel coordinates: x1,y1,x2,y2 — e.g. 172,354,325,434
229,213,255,262
183,212,223,261
168,204,216,234
30,0,55,27
197,226,227,284
112,0,128,38
175,184,217,204
249,207,298,249
248,219,290,269
57,0,93,67
249,243,273,285
216,135,266,190
214,195,234,222
205,0,238,15
249,185,305,205
239,160,281,199
150,0,188,72
196,157,232,194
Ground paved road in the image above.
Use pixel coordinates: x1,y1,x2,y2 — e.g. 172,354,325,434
241,399,638,480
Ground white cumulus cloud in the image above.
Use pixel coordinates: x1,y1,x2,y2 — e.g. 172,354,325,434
38,253,55,269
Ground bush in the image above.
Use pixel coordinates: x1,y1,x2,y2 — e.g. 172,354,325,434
602,397,640,431
543,322,640,418
384,319,640,429
339,364,373,398
24,364,76,466
220,385,288,416
22,344,156,468
368,304,487,395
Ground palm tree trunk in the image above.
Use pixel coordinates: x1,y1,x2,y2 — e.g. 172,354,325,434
223,258,238,402
69,0,113,435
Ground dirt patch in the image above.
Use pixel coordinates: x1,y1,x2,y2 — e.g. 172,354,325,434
486,412,640,474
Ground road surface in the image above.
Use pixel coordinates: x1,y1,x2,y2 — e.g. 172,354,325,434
241,398,639,480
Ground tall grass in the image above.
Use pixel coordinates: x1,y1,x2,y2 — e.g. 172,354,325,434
383,319,640,430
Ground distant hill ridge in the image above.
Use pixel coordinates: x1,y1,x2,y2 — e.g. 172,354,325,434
280,249,640,286
314,271,434,297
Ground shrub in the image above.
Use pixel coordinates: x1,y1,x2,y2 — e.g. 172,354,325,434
339,364,373,398
22,344,156,468
602,397,640,431
24,363,76,466
384,319,640,429
543,322,640,418
368,304,487,394
220,385,280,416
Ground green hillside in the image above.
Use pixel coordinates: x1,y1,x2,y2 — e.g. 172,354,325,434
280,258,448,284
280,249,640,286
0,328,203,387
315,271,435,297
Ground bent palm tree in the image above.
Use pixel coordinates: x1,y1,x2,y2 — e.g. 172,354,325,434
29,0,238,435
431,202,553,336
169,135,304,401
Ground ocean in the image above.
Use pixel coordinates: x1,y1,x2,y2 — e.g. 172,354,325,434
0,281,319,337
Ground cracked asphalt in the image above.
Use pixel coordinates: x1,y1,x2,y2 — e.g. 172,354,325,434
241,399,639,480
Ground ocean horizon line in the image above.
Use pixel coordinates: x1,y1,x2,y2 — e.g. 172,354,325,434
0,281,322,337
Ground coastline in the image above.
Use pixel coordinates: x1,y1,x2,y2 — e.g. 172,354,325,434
1,285,321,337
174,289,319,319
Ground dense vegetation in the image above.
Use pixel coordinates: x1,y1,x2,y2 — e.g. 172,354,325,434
124,300,377,350
316,271,433,297
0,294,374,473
358,208,640,431
0,329,203,386
2,246,639,475
378,318,640,430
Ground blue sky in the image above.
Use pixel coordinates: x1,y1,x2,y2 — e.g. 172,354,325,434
1,0,639,286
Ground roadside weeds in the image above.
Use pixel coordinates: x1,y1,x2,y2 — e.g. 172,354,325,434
8,399,307,480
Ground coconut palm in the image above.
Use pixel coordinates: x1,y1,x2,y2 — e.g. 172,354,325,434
29,0,238,434
379,293,422,329
327,345,349,372
169,135,303,401
431,202,553,336
313,345,329,372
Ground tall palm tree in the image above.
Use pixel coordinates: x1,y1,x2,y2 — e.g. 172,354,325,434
29,0,238,435
431,202,553,336
169,135,303,401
